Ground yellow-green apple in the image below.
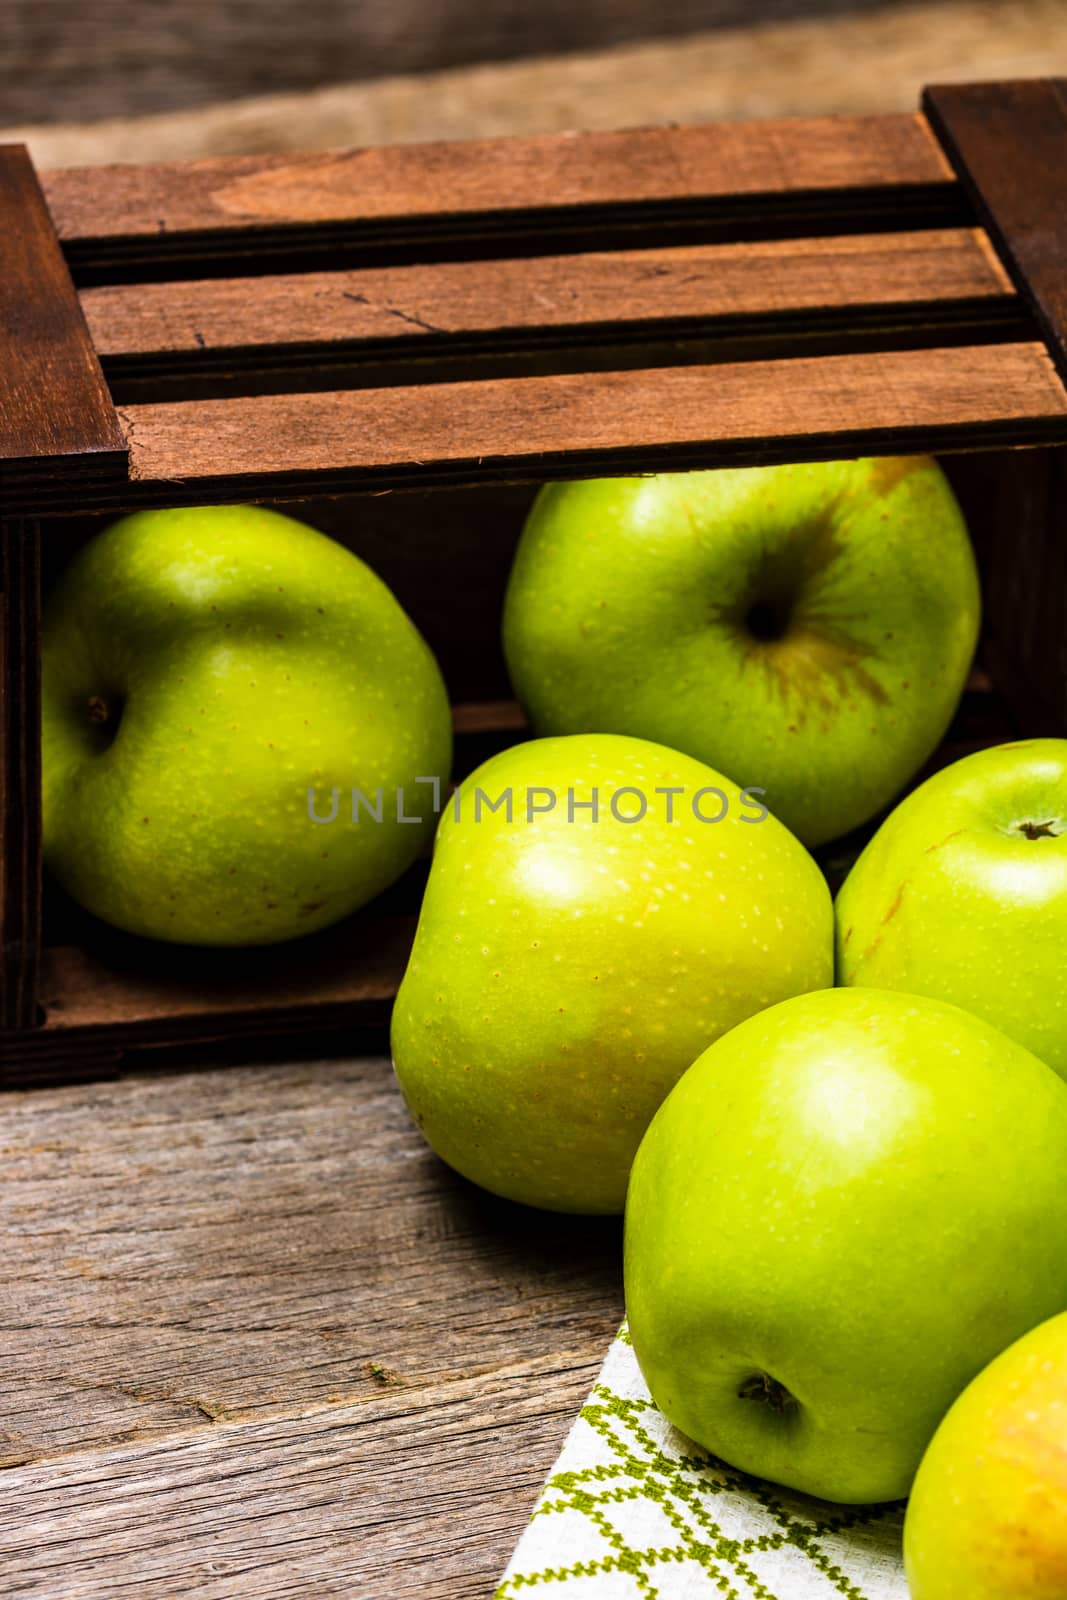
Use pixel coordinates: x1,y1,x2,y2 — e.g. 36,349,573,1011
837,739,1067,1077
625,987,1067,1503
391,732,832,1213
503,458,979,848
42,504,452,944
905,1310,1067,1599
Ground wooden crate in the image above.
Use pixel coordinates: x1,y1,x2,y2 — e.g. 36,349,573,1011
3,78,1067,1086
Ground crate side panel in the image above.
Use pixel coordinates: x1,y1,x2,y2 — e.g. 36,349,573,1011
957,446,1067,736
0,519,43,1031
924,80,1067,382
0,147,127,483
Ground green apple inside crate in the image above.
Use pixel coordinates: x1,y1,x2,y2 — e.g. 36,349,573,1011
27,447,1059,1076
41,503,453,947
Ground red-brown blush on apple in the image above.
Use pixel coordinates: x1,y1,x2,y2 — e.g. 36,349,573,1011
737,589,889,721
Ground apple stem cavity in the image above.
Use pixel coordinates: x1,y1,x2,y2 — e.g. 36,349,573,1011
737,1371,798,1415
86,693,123,740
745,599,792,643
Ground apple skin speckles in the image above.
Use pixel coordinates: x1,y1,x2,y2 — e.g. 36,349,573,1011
391,732,833,1214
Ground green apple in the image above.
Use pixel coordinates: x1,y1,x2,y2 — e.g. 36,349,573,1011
42,504,452,944
836,739,1067,1078
392,732,832,1213
625,987,1067,1504
503,458,979,848
905,1311,1067,1599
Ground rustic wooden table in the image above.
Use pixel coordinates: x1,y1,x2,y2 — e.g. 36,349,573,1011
0,1050,623,1596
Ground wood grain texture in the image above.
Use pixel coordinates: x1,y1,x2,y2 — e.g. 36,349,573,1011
80,227,1015,364
87,343,1067,515
0,147,126,493
0,1054,620,1453
42,113,956,277
0,520,42,1031
0,1356,599,1598
0,1054,620,1593
20,912,411,1060
923,79,1067,382
45,113,952,232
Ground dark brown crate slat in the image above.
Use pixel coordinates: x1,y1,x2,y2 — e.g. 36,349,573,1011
36,911,411,1030
0,520,42,1031
1,919,409,1083
43,114,957,274
91,343,1067,512
924,80,1067,383
0,147,127,486
81,228,1016,370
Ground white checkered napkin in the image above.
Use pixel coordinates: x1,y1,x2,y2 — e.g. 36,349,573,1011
497,1328,907,1600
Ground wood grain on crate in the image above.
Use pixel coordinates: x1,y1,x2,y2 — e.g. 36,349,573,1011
80,228,1015,361
0,147,126,484
104,343,1067,509
0,1056,622,1595
924,79,1067,383
42,114,954,251
36,915,408,1020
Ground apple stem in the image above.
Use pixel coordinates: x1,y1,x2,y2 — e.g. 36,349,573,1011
1015,818,1063,840
87,695,110,725
737,1372,797,1415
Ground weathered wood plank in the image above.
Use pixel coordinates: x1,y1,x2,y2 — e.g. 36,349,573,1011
80,228,1014,364
41,113,954,261
0,1056,621,1461
84,343,1067,514
923,79,1067,383
0,1354,597,1598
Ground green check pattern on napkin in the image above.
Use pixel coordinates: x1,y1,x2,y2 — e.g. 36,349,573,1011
497,1327,907,1599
